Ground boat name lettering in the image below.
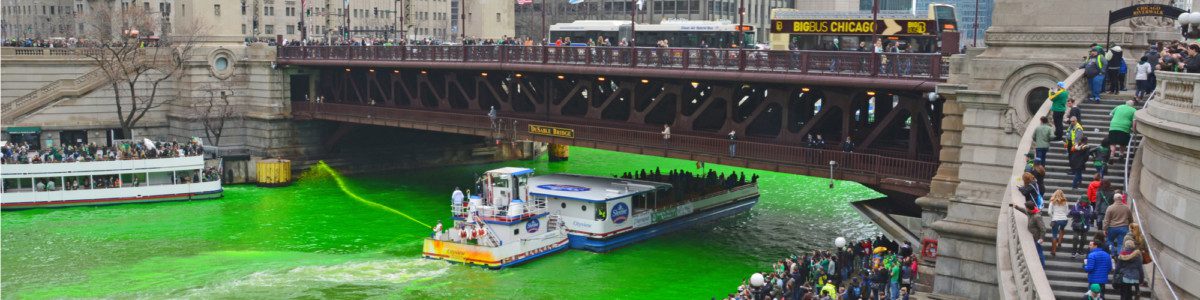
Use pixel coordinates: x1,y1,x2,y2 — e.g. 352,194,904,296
611,202,630,224
571,220,593,228
536,184,591,192
652,203,694,223
528,124,576,139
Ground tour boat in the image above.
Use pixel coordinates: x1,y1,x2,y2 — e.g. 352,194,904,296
423,167,570,269
530,173,759,253
0,155,223,210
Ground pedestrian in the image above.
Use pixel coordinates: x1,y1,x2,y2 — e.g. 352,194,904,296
728,130,737,157
1018,173,1043,210
1115,240,1143,300
1047,190,1070,256
1104,193,1133,257
1083,240,1112,300
1093,180,1114,229
1069,136,1095,190
841,136,855,153
1186,43,1200,73
1066,99,1082,125
1066,116,1085,153
1048,82,1068,141
1107,46,1124,94
1085,283,1104,300
661,124,671,148
1069,196,1093,259
1024,201,1047,266
1033,116,1052,162
1108,100,1137,158
1135,56,1151,101
1082,49,1106,102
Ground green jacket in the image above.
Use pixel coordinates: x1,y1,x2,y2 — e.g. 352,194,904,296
1033,124,1053,149
1050,89,1069,112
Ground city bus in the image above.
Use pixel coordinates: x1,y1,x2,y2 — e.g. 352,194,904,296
767,3,959,54
548,20,755,48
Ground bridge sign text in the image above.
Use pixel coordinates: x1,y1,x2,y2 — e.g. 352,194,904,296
528,124,575,139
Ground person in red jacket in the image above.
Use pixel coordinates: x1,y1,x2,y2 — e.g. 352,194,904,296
1086,173,1103,202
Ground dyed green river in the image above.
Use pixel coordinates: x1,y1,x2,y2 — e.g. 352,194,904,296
1,148,882,299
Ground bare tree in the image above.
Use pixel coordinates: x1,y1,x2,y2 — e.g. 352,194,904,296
79,4,205,138
186,83,243,147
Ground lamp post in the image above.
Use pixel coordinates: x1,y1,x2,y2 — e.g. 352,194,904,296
828,160,837,189
973,0,979,47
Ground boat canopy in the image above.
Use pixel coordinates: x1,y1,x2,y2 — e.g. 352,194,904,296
528,173,670,203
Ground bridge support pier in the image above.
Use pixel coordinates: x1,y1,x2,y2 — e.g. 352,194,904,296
548,143,569,162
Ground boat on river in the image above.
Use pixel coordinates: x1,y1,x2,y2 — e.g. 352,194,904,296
0,155,222,210
423,167,570,269
531,172,759,252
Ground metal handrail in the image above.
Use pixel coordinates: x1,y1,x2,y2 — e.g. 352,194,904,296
1123,77,1182,300
996,67,1085,300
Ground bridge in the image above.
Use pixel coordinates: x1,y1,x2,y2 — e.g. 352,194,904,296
278,45,949,198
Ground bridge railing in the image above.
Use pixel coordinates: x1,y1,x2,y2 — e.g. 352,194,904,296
294,101,938,184
277,45,947,80
996,68,1085,300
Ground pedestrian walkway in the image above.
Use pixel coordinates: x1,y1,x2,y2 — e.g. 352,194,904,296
1037,92,1149,299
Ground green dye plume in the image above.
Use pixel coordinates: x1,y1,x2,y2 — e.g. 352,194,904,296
311,161,432,229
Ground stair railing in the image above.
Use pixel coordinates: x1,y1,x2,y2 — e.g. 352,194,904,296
1123,77,1181,300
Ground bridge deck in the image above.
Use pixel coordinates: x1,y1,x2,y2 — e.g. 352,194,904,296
277,46,948,91
293,102,936,196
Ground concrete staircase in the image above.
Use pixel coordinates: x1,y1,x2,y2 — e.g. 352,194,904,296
1036,93,1150,299
0,63,131,122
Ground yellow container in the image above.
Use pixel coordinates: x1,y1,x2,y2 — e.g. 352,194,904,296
256,159,292,187
548,143,569,162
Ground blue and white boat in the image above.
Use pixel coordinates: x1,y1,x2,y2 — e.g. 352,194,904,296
529,173,759,252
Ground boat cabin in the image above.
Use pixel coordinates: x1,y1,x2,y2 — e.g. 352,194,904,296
529,174,671,239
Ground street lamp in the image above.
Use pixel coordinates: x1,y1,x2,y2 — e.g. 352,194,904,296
1179,12,1200,39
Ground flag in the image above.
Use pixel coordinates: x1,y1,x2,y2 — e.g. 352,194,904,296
517,0,533,4
568,0,584,4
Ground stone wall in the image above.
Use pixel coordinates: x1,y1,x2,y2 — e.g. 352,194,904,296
1130,71,1200,300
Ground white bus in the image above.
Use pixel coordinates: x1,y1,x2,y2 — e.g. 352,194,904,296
548,20,755,48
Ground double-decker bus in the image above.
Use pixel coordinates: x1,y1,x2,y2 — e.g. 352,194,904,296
767,3,959,54
548,20,755,48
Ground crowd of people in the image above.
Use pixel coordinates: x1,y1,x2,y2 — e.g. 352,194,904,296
1015,43,1155,300
1,139,204,164
615,168,757,207
725,236,918,300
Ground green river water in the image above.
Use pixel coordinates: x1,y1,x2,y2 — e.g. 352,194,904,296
1,147,882,299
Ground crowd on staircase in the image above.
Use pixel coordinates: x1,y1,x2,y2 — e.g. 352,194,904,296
1015,43,1163,299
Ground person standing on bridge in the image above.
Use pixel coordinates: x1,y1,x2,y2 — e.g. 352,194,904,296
488,106,498,130
1049,82,1069,140
661,124,671,149
728,131,737,157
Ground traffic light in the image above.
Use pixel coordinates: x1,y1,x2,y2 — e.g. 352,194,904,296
306,8,311,16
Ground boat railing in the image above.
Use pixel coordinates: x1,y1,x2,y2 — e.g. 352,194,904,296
451,198,548,223
648,182,758,213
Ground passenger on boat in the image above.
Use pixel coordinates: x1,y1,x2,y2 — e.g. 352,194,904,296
432,220,443,239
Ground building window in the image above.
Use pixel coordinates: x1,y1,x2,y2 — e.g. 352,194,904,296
495,12,500,22
242,24,246,34
286,25,294,34
213,4,222,16
265,25,274,34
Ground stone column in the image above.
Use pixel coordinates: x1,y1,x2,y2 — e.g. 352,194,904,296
1129,71,1200,300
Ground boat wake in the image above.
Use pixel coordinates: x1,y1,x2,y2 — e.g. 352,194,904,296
176,258,449,298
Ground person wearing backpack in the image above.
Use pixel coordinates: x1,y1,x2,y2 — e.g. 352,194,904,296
1069,196,1093,259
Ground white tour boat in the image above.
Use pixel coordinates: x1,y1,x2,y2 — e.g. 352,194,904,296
531,172,759,252
423,167,570,269
1,155,223,210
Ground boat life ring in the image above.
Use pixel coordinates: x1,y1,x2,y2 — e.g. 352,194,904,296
460,229,468,239
477,228,486,237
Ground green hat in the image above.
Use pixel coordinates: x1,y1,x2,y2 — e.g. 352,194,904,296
1090,283,1102,293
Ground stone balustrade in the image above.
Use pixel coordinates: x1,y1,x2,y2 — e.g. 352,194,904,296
995,69,1086,300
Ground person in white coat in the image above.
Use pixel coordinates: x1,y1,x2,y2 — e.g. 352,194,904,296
1135,56,1152,102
